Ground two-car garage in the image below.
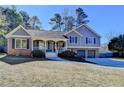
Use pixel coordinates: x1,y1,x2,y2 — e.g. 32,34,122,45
77,50,96,58
72,49,98,58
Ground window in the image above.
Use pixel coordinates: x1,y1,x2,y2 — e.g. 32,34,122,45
86,37,96,44
22,40,27,48
16,39,21,48
69,36,77,44
15,39,27,49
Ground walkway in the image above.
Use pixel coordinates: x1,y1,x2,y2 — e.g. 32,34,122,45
86,58,124,68
47,57,69,61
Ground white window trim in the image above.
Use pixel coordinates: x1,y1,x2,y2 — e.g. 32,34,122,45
86,37,95,45
15,39,27,49
70,36,77,44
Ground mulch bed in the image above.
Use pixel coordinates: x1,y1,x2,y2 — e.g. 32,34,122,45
0,55,47,65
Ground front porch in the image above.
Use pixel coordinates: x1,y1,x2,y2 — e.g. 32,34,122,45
32,39,67,57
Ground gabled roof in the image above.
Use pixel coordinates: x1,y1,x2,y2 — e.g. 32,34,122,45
64,29,83,37
5,25,31,38
64,24,101,38
27,30,67,39
5,25,67,39
5,24,101,39
76,24,101,38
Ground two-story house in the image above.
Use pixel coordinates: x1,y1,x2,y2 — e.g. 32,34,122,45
5,24,101,58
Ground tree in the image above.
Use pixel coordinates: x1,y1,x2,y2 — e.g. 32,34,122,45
64,16,75,31
3,6,23,30
0,10,7,46
0,6,42,31
19,11,31,29
76,8,89,26
108,34,124,57
62,9,75,31
108,37,118,51
29,16,41,30
0,6,43,46
49,8,89,31
49,13,64,31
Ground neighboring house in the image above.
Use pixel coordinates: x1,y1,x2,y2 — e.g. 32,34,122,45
99,43,113,58
99,43,109,53
5,24,101,58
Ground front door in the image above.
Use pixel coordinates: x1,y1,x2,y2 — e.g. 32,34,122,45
47,41,55,52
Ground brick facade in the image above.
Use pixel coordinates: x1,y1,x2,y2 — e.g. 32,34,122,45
7,38,32,56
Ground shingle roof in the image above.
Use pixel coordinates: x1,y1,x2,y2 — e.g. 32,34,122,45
27,30,67,39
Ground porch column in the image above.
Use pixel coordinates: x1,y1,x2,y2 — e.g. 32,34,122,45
31,39,33,51
52,42,54,52
55,42,58,54
44,40,46,53
65,40,68,50
85,50,88,58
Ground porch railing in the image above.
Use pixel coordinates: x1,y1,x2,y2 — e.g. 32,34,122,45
33,46,67,53
33,46,45,51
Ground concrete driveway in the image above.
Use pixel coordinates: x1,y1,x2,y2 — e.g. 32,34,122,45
86,58,124,68
47,57,69,61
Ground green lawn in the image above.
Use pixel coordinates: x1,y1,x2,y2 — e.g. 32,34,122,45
0,56,124,87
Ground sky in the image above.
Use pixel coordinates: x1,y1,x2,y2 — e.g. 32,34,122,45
3,5,124,44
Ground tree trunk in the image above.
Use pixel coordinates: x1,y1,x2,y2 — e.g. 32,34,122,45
59,23,61,31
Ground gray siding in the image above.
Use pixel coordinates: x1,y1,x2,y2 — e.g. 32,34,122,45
13,28,30,36
66,26,100,47
66,31,81,46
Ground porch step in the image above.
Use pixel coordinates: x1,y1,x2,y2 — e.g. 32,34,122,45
46,52,57,58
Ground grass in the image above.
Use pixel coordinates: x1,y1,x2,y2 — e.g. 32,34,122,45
0,53,4,55
0,56,124,86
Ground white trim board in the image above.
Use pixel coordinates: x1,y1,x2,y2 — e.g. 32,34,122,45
67,46,100,49
5,25,31,38
10,35,31,38
64,30,83,37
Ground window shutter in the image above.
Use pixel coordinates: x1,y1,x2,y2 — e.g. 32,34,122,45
12,39,15,49
69,36,71,43
94,38,96,44
75,37,77,43
27,39,29,49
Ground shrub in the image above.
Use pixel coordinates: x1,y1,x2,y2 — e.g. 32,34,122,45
58,50,86,62
113,52,119,57
0,47,4,53
31,50,45,58
58,50,77,58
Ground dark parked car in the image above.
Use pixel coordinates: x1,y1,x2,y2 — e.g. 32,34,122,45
0,46,7,53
